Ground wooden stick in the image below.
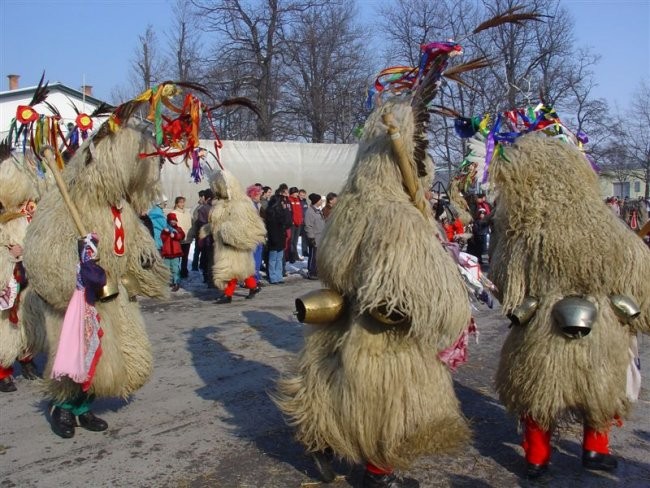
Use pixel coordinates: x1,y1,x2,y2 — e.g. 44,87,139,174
382,112,428,217
41,147,87,236
637,220,650,239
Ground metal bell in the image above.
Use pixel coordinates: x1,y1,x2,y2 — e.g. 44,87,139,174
369,305,409,326
295,289,345,324
552,296,597,339
96,275,119,302
507,296,539,327
609,295,641,324
121,274,141,302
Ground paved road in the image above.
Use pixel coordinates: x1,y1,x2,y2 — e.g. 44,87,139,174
2,266,649,487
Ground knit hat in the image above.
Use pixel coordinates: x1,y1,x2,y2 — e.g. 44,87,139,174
167,212,178,222
309,193,322,205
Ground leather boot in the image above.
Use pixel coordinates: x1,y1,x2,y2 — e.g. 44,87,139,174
582,426,617,471
245,287,261,300
311,450,336,483
20,359,40,380
77,411,109,432
50,406,76,438
215,295,232,304
0,376,17,392
362,471,419,488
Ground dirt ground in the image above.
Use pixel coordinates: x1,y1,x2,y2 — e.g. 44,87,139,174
2,264,649,488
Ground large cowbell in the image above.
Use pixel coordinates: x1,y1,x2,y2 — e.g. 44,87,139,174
552,296,597,339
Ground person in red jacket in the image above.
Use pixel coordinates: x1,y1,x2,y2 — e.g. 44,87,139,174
287,187,304,263
161,213,185,292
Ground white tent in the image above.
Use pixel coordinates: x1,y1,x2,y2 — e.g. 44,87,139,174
160,139,359,204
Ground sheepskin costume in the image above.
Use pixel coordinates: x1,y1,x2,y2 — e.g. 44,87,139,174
209,170,266,296
489,133,650,470
274,95,471,473
23,120,169,406
0,153,42,387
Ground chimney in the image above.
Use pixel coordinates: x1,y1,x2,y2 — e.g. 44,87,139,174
81,84,93,97
7,74,19,90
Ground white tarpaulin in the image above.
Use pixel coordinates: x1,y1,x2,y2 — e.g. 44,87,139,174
160,139,359,203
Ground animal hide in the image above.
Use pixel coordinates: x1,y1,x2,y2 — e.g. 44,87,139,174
490,133,650,430
275,99,472,469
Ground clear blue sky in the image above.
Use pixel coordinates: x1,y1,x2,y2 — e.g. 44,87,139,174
1,0,648,110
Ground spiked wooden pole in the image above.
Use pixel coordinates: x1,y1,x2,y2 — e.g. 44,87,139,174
382,112,429,217
41,146,87,236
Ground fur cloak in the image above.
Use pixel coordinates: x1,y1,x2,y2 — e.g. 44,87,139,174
490,133,650,431
209,170,266,289
22,121,170,402
274,99,472,469
0,155,40,368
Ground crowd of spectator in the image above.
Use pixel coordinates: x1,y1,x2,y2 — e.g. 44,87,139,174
140,185,649,292
139,183,339,291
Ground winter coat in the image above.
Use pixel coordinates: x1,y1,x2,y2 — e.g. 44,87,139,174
304,205,325,246
265,197,292,251
148,205,168,249
161,225,185,258
289,196,304,226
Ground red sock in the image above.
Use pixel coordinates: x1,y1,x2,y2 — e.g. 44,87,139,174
366,462,392,475
244,276,257,289
224,279,238,297
583,426,610,454
0,365,14,380
522,417,552,465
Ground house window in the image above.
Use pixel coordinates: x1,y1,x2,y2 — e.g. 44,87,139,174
613,182,630,198
634,181,641,193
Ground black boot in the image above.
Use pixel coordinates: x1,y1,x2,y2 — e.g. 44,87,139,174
311,450,336,483
77,411,109,431
362,471,419,488
582,450,618,471
245,287,261,300
20,360,40,380
526,463,549,479
0,376,17,392
50,406,76,438
215,295,232,304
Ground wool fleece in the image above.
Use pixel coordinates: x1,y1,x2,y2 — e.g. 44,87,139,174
23,121,170,402
274,98,472,470
0,154,43,369
209,170,266,290
490,133,650,431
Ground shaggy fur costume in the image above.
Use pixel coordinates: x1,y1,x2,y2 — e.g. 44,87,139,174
209,170,266,290
22,121,169,402
490,133,650,432
0,155,41,369
274,99,472,469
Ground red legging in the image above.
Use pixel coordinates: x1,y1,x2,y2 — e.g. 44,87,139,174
366,462,392,475
523,417,613,465
0,365,13,380
223,276,258,297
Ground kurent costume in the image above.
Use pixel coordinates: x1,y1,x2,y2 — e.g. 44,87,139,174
0,152,43,391
487,130,650,477
275,42,476,488
21,85,198,438
209,170,266,303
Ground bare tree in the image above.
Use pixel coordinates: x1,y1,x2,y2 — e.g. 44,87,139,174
192,0,326,141
282,3,372,142
130,25,167,92
619,81,650,198
165,0,204,83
